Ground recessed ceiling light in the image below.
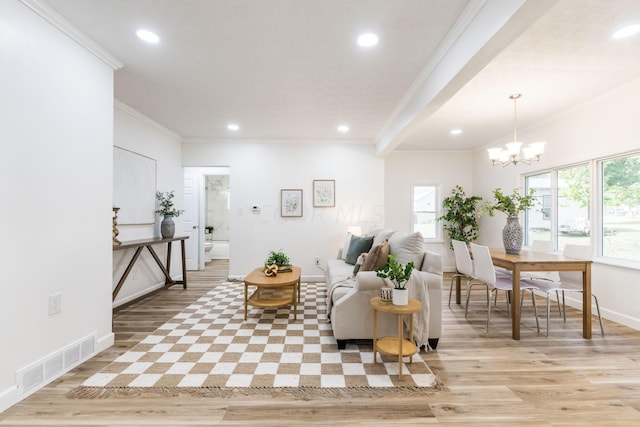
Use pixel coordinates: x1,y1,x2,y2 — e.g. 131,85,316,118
612,23,640,39
357,33,378,47
136,29,160,44
450,129,463,135
227,123,239,131
337,125,350,133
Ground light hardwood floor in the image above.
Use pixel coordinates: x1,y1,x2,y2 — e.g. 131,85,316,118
2,260,640,425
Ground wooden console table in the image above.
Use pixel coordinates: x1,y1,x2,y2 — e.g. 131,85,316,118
112,236,188,301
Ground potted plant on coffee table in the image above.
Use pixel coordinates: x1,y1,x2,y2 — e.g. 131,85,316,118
375,254,414,306
264,250,292,272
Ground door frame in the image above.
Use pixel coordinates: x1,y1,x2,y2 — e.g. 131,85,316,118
183,166,230,270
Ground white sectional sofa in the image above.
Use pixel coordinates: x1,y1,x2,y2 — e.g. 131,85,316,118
325,230,443,350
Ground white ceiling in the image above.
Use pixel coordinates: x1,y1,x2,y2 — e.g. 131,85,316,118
42,0,640,153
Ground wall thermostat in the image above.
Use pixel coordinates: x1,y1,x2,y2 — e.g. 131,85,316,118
251,206,260,213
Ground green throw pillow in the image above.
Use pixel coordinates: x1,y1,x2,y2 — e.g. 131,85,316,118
345,235,374,265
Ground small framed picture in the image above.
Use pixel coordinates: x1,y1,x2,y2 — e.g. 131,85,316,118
281,189,303,217
313,179,335,207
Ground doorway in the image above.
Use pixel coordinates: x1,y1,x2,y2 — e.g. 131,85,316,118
183,167,230,270
204,174,230,261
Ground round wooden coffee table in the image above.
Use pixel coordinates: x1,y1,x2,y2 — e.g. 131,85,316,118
244,266,301,320
370,296,421,379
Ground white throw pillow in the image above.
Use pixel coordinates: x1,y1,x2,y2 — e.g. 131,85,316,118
388,231,424,267
341,232,353,260
372,229,395,247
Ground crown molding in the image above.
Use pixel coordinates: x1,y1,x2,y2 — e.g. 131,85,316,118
115,100,182,140
19,0,124,70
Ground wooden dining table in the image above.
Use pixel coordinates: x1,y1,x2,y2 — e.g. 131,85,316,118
454,248,593,340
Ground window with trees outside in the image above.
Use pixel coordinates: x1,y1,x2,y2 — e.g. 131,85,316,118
412,185,438,239
524,152,640,264
602,154,640,262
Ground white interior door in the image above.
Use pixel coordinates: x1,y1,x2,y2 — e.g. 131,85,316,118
183,169,202,270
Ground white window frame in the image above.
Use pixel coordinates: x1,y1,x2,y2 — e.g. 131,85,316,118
523,151,640,270
411,183,441,242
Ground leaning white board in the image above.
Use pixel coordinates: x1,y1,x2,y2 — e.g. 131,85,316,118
113,146,157,224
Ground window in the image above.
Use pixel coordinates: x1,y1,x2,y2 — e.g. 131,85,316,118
557,164,590,251
412,185,438,239
524,151,640,266
525,172,551,245
601,154,640,262
525,165,590,251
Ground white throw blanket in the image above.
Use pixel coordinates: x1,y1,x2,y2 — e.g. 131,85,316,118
406,271,430,348
325,276,355,318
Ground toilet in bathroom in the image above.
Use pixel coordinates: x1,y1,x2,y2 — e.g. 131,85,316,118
204,241,213,263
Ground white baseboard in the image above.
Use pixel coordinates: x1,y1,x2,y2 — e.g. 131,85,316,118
1,332,100,413
559,293,640,331
0,384,19,414
96,332,115,352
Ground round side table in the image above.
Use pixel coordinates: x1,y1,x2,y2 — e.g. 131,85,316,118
370,296,422,379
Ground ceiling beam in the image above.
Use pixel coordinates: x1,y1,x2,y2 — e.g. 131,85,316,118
375,0,558,157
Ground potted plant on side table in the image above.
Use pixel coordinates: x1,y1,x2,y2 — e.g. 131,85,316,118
375,254,414,306
155,191,184,239
484,187,537,255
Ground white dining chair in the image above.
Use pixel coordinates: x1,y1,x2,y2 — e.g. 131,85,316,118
527,244,604,337
449,239,481,308
468,243,540,334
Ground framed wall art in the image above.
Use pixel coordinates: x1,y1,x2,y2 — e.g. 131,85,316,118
313,179,335,207
281,189,303,217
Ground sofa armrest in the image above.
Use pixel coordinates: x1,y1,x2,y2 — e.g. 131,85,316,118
353,271,387,291
420,250,443,275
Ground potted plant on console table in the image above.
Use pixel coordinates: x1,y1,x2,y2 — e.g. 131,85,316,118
155,191,184,239
484,187,537,255
375,254,414,306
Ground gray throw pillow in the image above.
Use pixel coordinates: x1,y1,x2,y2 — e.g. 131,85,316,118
345,235,374,265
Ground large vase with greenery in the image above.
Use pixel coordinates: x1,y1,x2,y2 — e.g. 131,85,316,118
155,191,184,238
485,188,536,255
438,185,482,248
375,254,414,306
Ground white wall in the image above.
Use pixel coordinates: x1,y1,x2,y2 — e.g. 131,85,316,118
182,141,384,280
0,0,114,410
472,78,640,330
385,150,475,269
112,103,184,307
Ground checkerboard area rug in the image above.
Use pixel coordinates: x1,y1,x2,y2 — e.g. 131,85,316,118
70,282,438,399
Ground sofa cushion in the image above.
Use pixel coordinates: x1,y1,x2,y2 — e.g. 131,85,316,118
345,235,374,265
361,239,390,271
369,229,395,246
388,231,424,267
326,259,355,285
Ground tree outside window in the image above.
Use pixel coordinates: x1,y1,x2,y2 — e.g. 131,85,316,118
602,155,640,262
525,152,640,264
